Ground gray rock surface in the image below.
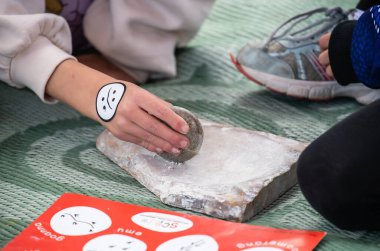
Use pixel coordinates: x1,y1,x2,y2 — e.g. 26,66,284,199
159,106,203,162
96,121,307,222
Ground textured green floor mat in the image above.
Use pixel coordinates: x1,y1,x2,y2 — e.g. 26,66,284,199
1,0,380,250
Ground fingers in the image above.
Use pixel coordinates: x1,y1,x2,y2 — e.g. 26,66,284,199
113,120,181,154
114,132,162,153
319,32,331,50
326,65,333,78
319,50,334,78
137,90,189,134
318,33,334,78
132,109,189,150
318,50,330,66
102,82,192,154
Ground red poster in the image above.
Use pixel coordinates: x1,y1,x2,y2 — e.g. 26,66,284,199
3,193,325,251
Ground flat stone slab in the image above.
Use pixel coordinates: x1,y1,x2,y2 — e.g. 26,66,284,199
96,121,307,222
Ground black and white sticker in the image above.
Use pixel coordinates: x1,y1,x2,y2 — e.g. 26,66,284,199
96,82,126,122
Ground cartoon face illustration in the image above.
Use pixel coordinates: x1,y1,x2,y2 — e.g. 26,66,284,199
50,206,112,236
83,234,147,251
155,235,218,251
96,82,126,122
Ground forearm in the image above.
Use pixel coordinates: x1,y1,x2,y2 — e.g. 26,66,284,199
46,59,116,123
45,59,190,155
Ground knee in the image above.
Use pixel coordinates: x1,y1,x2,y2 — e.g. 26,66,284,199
297,140,368,230
297,100,380,230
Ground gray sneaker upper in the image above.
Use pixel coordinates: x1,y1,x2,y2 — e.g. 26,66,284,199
237,7,350,81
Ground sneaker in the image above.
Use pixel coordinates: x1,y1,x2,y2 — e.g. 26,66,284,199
231,7,380,105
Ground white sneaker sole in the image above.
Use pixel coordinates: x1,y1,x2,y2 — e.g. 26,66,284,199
230,53,380,105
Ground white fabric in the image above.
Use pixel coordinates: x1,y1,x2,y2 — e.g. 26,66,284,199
0,1,75,103
84,0,214,82
0,0,214,102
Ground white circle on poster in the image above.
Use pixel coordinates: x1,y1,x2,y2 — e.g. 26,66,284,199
156,234,218,251
83,234,147,251
50,206,111,236
131,212,193,233
242,248,284,251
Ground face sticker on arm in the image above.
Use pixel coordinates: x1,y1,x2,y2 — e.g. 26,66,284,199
96,82,126,122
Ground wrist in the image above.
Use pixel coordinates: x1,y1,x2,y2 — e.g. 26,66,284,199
46,59,118,122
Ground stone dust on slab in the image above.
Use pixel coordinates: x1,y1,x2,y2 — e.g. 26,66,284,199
96,120,307,222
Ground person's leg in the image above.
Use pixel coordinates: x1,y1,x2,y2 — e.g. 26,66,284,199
297,99,380,230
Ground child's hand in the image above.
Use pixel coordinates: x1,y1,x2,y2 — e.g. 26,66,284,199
101,82,190,154
46,60,189,155
318,33,333,78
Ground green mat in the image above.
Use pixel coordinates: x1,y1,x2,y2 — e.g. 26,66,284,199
1,0,380,249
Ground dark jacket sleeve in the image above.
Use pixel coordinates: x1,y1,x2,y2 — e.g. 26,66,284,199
356,0,380,10
351,6,380,89
329,5,380,89
329,20,358,85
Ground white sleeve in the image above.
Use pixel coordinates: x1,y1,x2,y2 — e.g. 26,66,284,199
83,0,214,82
0,0,75,103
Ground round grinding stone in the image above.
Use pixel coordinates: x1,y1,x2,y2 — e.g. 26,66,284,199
159,106,203,163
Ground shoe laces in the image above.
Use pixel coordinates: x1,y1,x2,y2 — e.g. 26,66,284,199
263,7,351,48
